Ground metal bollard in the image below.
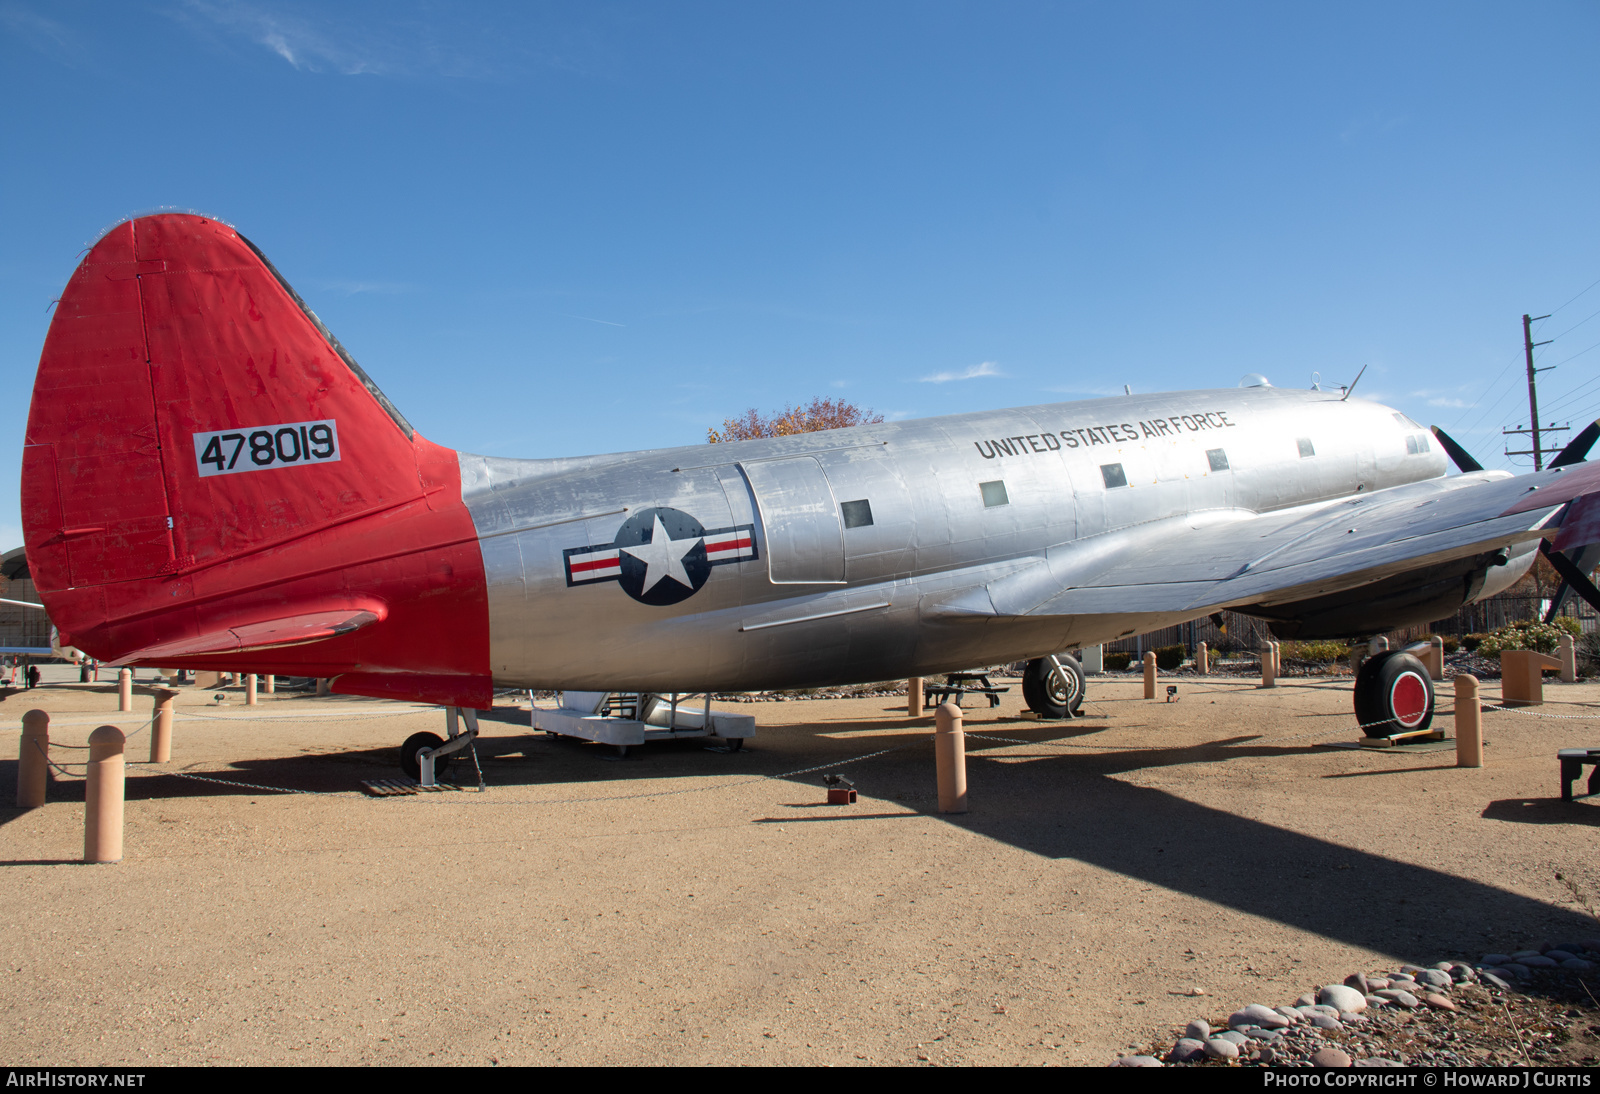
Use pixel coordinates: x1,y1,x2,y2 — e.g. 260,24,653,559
246,674,257,706
935,701,967,814
264,674,275,695
1197,641,1208,675
84,725,125,863
908,677,923,718
1262,643,1276,688
1560,634,1577,683
1369,636,1389,656
17,709,49,808
1454,675,1482,768
1429,635,1445,681
316,678,330,696
1272,641,1282,678
150,689,176,763
1143,651,1157,699
117,668,133,712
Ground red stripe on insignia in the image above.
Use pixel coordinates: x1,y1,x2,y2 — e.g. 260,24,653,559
569,553,620,574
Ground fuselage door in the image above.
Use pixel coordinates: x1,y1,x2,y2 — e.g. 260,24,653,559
738,457,846,583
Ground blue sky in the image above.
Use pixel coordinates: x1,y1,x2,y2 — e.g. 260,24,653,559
3,1,1598,552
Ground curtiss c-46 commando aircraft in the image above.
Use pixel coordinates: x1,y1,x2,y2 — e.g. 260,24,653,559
22,215,1600,773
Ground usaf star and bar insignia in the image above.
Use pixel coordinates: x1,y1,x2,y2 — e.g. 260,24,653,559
563,506,758,606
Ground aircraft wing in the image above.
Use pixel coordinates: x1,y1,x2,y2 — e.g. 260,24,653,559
935,461,1600,622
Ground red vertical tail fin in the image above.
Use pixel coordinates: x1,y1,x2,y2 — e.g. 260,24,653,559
23,214,491,706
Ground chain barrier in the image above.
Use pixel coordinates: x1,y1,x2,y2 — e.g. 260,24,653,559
166,770,336,796
1481,703,1600,721
410,740,929,808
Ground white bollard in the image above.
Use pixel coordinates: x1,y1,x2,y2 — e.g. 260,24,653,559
1455,675,1482,768
17,709,48,808
935,702,967,814
150,690,175,763
1560,634,1577,683
246,674,257,706
264,674,275,695
84,726,125,864
117,668,133,713
907,678,923,718
1197,641,1209,675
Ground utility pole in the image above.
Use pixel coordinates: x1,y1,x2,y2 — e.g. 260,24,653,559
1504,313,1564,469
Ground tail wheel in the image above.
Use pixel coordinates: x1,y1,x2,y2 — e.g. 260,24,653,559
400,731,449,781
1353,651,1433,738
1023,655,1085,719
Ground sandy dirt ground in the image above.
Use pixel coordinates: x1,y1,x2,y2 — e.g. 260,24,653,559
1,668,1598,1067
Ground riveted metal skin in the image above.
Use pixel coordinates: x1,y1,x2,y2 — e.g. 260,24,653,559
26,214,1594,707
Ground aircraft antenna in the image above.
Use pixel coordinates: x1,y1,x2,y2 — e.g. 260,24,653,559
1340,364,1368,401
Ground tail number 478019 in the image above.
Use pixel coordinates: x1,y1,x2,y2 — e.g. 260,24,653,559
193,420,341,478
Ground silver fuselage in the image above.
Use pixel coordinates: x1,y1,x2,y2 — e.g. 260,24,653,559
460,387,1449,691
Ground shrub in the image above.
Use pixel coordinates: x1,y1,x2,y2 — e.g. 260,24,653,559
1154,644,1185,670
1105,651,1133,671
1476,622,1567,656
1281,639,1349,663
1439,635,1459,654
1552,615,1583,637
1461,633,1485,652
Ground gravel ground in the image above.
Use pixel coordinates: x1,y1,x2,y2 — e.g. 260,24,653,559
3,669,1598,1066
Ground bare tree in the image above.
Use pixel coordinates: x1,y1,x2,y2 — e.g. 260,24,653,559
707,397,885,443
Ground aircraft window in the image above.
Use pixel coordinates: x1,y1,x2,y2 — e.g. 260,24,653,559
1393,412,1422,428
1416,433,1429,452
1206,448,1229,472
841,499,874,528
1297,438,1315,458
1406,435,1419,455
980,480,1009,508
1100,463,1128,489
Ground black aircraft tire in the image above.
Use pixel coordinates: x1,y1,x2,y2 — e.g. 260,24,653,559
1352,651,1433,738
400,731,449,781
1024,656,1085,719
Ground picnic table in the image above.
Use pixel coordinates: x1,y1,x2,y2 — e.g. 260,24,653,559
922,671,1010,709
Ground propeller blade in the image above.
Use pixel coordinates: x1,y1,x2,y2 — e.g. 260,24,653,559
1539,539,1600,616
1430,426,1483,473
1543,582,1570,624
1549,419,1600,468
1544,542,1600,622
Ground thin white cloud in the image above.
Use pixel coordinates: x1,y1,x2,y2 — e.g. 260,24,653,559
171,0,619,81
1,4,81,65
566,313,626,328
1426,396,1468,408
920,361,1003,384
179,0,395,75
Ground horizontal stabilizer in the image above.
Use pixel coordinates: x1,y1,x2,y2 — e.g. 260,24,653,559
108,608,382,665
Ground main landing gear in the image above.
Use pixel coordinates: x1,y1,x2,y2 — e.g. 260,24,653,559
399,707,483,786
1021,654,1085,720
1352,650,1434,739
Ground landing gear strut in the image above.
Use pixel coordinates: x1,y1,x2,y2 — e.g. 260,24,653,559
399,707,483,786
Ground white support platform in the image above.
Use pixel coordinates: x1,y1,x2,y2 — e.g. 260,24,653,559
532,691,755,750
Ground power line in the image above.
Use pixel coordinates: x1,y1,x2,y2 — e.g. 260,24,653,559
1547,272,1600,318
